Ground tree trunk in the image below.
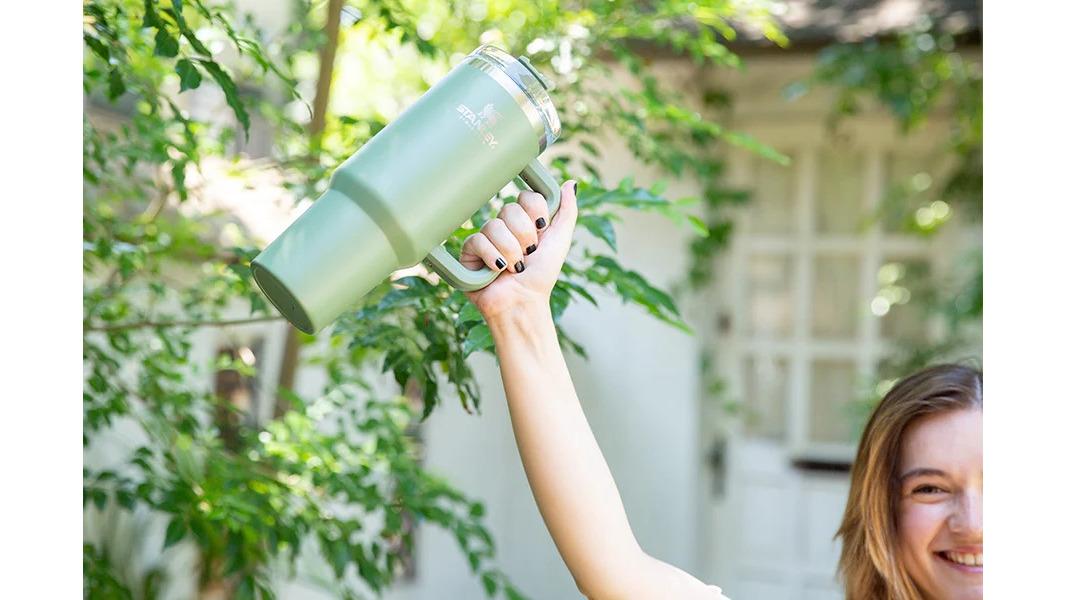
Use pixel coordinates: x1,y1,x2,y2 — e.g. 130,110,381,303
274,0,345,419
308,0,345,151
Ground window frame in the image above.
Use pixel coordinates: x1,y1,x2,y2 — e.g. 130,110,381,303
723,122,948,463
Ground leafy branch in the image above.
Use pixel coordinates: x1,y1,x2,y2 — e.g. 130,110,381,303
85,314,285,332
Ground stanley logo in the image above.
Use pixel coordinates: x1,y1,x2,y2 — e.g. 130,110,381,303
457,102,500,149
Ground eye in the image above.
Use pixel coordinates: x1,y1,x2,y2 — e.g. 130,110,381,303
913,484,947,495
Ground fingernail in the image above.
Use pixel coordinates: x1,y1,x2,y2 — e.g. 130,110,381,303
535,217,546,229
526,243,537,254
515,261,525,273
495,257,506,270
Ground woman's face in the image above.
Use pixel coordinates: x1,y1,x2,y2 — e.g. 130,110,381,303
897,408,983,600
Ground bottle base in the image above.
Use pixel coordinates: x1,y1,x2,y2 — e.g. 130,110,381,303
251,260,316,334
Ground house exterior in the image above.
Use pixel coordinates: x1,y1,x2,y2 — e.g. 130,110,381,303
85,1,981,598
385,4,980,600
390,85,976,600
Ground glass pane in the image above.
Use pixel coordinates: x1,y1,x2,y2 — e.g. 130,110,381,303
748,155,795,234
812,254,860,339
810,360,858,444
744,355,788,439
873,258,932,345
883,152,948,233
746,255,794,338
816,149,865,234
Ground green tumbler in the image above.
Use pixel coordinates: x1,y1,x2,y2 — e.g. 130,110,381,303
251,45,562,334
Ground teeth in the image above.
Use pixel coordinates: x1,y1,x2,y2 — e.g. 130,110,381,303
944,551,983,567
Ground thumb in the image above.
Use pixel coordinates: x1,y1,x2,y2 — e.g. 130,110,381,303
537,179,578,262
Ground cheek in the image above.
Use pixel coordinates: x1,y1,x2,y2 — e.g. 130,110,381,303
899,502,947,555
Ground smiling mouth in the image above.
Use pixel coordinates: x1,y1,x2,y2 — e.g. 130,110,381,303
937,551,983,568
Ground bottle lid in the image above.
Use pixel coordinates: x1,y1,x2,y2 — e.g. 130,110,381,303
466,45,561,152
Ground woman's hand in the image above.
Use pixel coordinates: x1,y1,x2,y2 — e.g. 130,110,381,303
459,180,578,322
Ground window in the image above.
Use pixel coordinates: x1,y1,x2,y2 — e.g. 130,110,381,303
729,141,945,460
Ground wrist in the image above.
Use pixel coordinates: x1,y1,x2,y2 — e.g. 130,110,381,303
484,299,556,345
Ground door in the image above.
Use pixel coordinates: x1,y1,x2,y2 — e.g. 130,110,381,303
701,126,955,599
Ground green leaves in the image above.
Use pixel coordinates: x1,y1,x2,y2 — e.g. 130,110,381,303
163,518,187,549
200,59,251,134
578,213,618,251
84,34,110,61
107,68,125,100
577,178,711,241
457,299,483,325
235,578,255,600
84,545,135,600
585,255,691,334
462,323,494,358
175,59,202,91
482,573,498,596
722,131,791,166
141,0,162,29
154,27,179,57
84,0,512,597
138,0,257,135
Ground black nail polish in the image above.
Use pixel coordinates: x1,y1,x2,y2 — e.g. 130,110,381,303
495,257,506,270
515,261,525,273
526,243,537,254
535,217,546,229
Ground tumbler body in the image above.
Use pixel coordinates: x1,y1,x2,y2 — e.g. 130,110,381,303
252,50,553,333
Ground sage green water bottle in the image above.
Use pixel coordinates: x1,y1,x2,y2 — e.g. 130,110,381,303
251,45,562,334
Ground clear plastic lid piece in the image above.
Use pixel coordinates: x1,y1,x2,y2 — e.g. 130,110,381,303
466,45,562,151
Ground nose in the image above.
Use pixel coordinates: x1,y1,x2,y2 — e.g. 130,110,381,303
949,488,983,540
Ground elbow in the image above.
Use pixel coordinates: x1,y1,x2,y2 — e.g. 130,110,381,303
572,560,643,600
574,554,722,600
572,569,619,600
574,573,609,600
577,582,645,600
576,581,616,600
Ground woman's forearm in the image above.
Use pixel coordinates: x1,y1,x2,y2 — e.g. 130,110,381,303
470,181,721,599
486,300,648,597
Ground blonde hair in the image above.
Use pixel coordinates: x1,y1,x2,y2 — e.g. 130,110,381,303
836,364,982,599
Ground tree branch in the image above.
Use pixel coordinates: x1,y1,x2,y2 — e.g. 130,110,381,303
85,315,285,333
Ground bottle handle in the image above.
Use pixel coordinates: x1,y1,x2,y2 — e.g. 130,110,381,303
423,157,561,291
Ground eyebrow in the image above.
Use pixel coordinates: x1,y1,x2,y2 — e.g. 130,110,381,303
899,467,949,481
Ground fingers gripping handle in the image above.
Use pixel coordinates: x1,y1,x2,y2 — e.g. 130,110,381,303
423,157,561,292
516,156,563,218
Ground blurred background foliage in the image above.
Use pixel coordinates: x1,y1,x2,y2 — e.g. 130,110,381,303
83,0,789,598
788,15,982,417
